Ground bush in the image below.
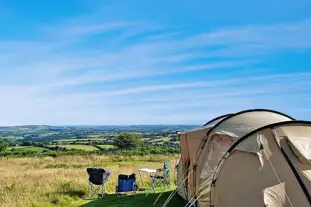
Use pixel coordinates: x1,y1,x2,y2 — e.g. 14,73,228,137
0,139,8,152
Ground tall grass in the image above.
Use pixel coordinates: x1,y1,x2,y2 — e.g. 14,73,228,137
0,155,178,207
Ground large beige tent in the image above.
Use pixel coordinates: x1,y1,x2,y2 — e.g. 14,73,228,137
173,109,311,207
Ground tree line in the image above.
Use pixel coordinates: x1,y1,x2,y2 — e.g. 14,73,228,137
0,132,180,157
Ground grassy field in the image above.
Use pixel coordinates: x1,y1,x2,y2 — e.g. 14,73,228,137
87,135,105,138
7,146,50,153
0,136,24,140
0,155,182,207
55,138,105,142
50,145,99,151
147,137,171,143
55,139,79,142
96,145,116,149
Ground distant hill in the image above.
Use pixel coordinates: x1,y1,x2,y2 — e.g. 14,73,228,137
0,124,200,141
0,125,64,132
0,124,199,131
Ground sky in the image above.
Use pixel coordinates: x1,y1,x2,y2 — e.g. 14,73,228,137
0,0,311,125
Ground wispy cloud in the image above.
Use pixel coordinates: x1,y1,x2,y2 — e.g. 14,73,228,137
0,3,311,125
50,71,311,97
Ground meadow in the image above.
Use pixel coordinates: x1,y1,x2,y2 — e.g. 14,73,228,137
48,145,100,151
0,155,183,207
96,145,116,149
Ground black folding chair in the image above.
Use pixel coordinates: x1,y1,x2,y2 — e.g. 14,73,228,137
86,168,111,199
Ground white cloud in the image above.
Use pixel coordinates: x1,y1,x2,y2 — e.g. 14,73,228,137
1,13,311,125
62,71,311,97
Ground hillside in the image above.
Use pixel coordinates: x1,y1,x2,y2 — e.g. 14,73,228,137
0,125,199,141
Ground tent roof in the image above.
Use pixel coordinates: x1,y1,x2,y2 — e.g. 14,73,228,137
202,113,233,127
227,120,311,154
205,108,294,140
178,109,294,138
177,113,234,135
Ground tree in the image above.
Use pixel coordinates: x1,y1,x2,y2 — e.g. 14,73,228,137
0,138,8,152
113,132,143,150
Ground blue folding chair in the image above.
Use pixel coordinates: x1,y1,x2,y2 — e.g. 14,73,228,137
115,173,139,196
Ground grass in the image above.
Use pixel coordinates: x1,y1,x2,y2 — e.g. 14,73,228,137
147,137,171,143
96,145,116,149
7,146,50,153
87,135,104,138
81,190,184,207
0,136,24,140
0,155,181,207
161,137,171,142
56,138,105,142
55,139,78,142
70,141,90,144
50,145,99,151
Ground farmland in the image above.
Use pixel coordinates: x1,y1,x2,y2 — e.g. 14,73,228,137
49,145,100,151
0,125,199,157
96,145,116,149
0,125,197,142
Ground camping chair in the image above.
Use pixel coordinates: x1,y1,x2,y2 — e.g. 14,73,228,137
149,161,170,192
115,173,139,196
86,168,111,199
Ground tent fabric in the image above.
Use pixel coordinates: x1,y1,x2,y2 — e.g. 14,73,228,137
202,114,233,127
175,109,311,207
273,125,311,196
212,128,311,207
175,161,188,200
209,110,293,139
194,110,294,203
288,136,311,160
178,125,214,198
263,182,287,207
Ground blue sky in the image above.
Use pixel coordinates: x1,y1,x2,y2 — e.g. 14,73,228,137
0,0,311,125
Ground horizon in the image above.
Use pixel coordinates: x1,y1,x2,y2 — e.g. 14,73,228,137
1,0,311,125
0,124,200,127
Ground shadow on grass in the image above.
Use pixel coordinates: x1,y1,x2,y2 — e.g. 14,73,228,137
80,191,185,207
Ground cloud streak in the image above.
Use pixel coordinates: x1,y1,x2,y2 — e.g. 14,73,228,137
0,4,311,125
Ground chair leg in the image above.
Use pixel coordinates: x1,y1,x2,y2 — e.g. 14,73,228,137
94,185,101,198
147,177,154,195
101,184,104,197
88,182,91,199
166,179,170,189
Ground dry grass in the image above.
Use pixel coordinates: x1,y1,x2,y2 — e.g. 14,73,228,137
0,155,179,207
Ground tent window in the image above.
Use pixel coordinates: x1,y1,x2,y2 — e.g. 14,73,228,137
287,136,311,161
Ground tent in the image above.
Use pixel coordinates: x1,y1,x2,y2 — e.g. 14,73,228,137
172,109,311,207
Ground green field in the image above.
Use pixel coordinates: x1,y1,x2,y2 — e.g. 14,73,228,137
56,138,106,142
161,137,171,141
55,139,78,142
87,134,104,138
1,135,24,140
7,146,50,153
96,144,116,149
51,145,99,151
147,137,171,143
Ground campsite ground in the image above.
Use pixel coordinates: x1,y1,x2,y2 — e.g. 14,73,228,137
0,155,183,207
